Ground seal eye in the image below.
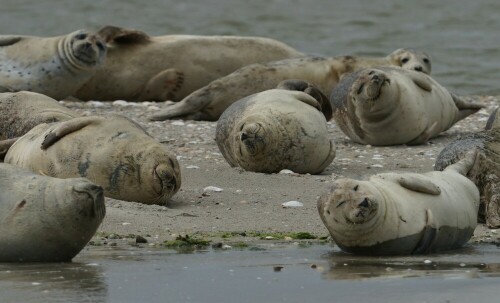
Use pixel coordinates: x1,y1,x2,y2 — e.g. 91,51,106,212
75,33,88,40
401,58,409,64
353,185,359,191
423,58,430,64
368,71,375,75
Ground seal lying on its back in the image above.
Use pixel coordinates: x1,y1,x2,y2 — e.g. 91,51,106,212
0,30,106,99
75,25,304,102
317,152,479,255
149,48,431,121
330,67,484,145
435,108,500,228
215,81,335,174
4,115,181,205
0,163,105,262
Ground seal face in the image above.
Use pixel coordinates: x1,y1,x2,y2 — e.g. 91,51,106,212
149,49,433,121
215,87,336,174
435,108,500,227
330,67,483,145
4,115,181,205
318,155,479,255
0,30,106,99
0,163,105,262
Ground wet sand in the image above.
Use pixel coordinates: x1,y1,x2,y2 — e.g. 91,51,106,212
61,95,500,247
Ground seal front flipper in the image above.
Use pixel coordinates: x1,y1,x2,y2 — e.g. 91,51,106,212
41,117,103,150
138,69,184,101
0,36,23,47
277,79,333,121
398,174,441,195
412,209,437,254
0,85,14,93
485,107,499,130
408,72,433,92
97,25,151,44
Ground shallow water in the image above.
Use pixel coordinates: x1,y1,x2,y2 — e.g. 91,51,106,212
1,0,499,95
1,243,499,303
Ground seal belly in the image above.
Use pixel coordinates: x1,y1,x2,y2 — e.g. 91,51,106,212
338,225,475,255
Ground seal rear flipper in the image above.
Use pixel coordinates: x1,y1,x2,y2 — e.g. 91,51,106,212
0,36,23,47
41,117,103,150
485,107,499,130
443,149,478,176
450,93,485,123
398,174,441,195
97,25,151,44
0,137,19,161
277,79,333,121
412,209,437,254
0,85,14,93
138,69,184,101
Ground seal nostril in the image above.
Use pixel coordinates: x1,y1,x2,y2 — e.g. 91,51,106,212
415,66,422,71
359,198,369,208
240,133,249,141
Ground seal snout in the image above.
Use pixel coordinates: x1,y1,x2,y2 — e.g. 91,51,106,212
73,182,105,221
153,163,180,197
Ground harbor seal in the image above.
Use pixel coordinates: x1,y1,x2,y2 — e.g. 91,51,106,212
149,48,431,121
215,83,336,174
317,152,479,255
435,108,500,228
0,163,105,262
4,115,181,205
75,25,304,102
0,30,106,99
329,67,484,145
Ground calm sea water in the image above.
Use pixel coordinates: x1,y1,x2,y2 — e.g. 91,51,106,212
1,0,499,95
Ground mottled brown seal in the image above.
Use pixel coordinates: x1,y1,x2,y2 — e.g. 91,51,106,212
435,108,500,228
148,48,431,121
75,25,304,102
215,82,335,174
0,163,105,262
4,115,181,205
0,30,106,99
330,67,484,145
317,152,479,255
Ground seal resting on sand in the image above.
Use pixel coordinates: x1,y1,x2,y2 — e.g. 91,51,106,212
0,30,106,99
4,115,181,205
329,67,484,145
75,25,304,102
149,48,431,121
0,163,105,262
317,152,479,255
215,81,335,174
435,108,500,228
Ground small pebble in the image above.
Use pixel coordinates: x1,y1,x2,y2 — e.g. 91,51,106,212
135,235,148,244
424,259,432,264
282,201,304,208
171,121,185,126
204,186,223,192
186,165,199,169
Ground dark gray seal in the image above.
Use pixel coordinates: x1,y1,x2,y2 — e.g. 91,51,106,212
435,108,500,227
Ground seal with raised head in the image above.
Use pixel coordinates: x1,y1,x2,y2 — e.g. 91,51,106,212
215,81,336,174
148,48,431,121
329,66,484,145
4,115,181,205
0,30,106,99
0,163,105,262
75,25,304,102
435,108,500,228
317,152,479,255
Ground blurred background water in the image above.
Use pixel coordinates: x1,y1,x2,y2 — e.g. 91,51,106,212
1,0,499,96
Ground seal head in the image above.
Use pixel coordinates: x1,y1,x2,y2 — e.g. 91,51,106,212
387,48,431,74
64,30,107,70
